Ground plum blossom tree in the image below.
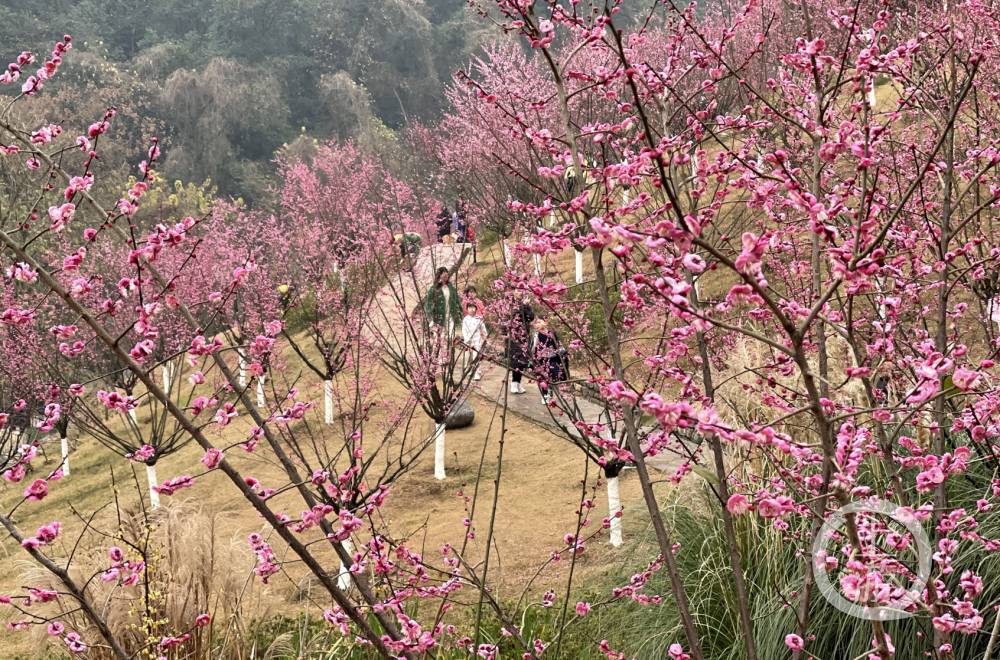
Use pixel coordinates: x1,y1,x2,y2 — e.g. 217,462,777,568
440,0,1000,658
273,142,383,423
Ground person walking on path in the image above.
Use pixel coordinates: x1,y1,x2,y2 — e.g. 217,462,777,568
530,317,567,405
455,200,476,263
454,199,467,241
463,284,482,307
424,267,463,363
503,296,534,394
461,294,487,381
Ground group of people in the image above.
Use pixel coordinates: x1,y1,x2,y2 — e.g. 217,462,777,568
436,200,470,244
392,200,476,264
502,296,567,404
423,268,567,404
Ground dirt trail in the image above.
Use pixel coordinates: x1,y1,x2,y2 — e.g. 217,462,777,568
365,242,468,356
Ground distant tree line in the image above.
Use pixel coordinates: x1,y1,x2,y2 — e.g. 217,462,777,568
0,0,495,202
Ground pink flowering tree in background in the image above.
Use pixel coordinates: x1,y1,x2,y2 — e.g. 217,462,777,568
0,41,424,657
273,142,384,423
33,198,222,508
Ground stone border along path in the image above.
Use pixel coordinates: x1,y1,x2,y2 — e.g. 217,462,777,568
374,242,681,473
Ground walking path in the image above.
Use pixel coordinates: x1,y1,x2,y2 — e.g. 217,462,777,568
469,363,678,472
373,242,680,473
366,242,468,357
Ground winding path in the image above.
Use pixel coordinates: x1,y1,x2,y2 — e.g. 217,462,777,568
370,242,679,473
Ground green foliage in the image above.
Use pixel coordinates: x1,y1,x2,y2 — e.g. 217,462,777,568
477,228,501,250
281,288,320,337
241,603,598,659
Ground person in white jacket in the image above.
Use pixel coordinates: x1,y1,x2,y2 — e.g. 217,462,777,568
461,294,488,381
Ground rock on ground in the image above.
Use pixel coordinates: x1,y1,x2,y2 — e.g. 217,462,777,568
445,399,475,429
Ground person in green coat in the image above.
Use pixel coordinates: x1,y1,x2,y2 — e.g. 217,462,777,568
424,267,463,336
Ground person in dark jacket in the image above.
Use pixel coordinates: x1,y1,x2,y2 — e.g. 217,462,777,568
531,317,566,404
503,297,534,394
454,199,467,242
436,206,452,243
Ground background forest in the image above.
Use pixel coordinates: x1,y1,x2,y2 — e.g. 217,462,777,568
0,0,495,202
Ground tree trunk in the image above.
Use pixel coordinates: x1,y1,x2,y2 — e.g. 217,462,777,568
607,474,622,548
325,379,334,424
591,248,704,659
60,434,69,476
687,270,758,660
338,539,354,591
575,250,583,284
146,463,160,509
434,423,446,480
257,376,266,408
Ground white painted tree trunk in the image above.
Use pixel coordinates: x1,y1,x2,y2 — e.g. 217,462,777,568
146,464,160,509
238,352,247,388
867,85,877,108
60,434,69,476
575,250,583,284
433,423,446,480
876,276,887,321
533,254,541,277
503,240,511,266
338,540,354,591
608,475,623,548
324,380,334,424
128,408,137,426
991,299,1000,336
549,211,556,228
161,363,173,393
257,376,266,408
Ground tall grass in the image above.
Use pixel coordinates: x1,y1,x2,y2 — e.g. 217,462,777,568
598,453,1000,660
22,498,281,659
